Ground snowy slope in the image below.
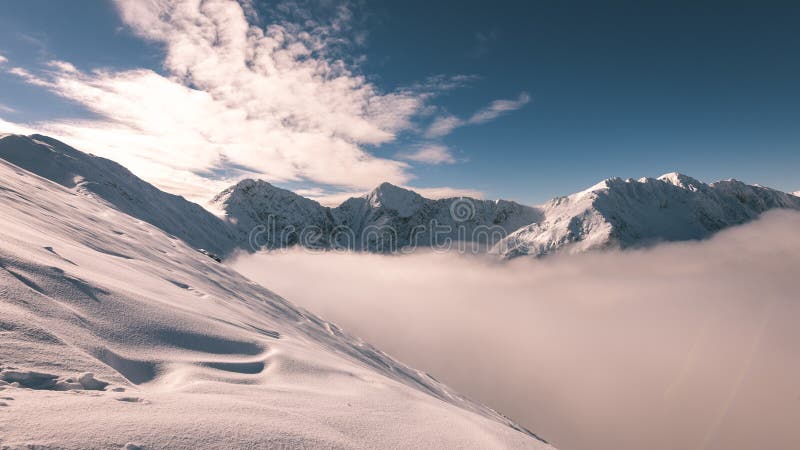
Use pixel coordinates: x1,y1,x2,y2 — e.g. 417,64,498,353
0,134,237,257
0,158,550,447
494,173,800,258
213,180,542,252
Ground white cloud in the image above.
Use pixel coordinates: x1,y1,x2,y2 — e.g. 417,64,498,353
298,183,487,206
0,118,34,135
298,183,485,206
3,0,466,202
467,91,531,124
0,54,7,64
410,185,485,199
424,114,463,139
396,144,456,165
424,91,530,138
301,189,365,207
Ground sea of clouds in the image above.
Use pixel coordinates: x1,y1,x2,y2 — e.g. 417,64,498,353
233,210,800,450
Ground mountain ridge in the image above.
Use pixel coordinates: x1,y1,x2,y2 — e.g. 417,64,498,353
2,133,798,258
0,133,237,257
212,176,542,252
493,173,800,257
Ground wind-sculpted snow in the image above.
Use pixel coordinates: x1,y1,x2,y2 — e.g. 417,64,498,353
0,157,550,448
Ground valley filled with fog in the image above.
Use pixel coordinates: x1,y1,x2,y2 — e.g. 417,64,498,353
234,210,800,450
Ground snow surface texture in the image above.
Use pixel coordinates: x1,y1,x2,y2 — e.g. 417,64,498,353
0,134,237,257
0,148,550,448
494,173,800,257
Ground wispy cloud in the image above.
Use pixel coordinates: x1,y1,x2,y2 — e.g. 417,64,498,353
468,92,531,124
411,185,484,200
1,0,473,202
424,92,531,138
469,30,497,58
396,144,457,165
425,114,463,139
298,183,485,206
0,54,7,64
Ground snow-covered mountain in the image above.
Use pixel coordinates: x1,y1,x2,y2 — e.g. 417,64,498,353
0,134,237,257
0,140,550,447
494,173,800,258
213,179,541,252
3,134,796,260
212,178,335,249
213,172,800,257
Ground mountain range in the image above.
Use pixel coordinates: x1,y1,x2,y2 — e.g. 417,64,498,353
2,133,798,260
0,131,797,447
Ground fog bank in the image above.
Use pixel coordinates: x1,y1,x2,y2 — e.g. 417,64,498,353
233,210,800,450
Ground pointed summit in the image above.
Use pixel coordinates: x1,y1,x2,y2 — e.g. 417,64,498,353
657,172,704,190
366,182,424,216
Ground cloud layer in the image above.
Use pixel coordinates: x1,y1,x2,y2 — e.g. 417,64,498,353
234,210,800,450
1,0,528,202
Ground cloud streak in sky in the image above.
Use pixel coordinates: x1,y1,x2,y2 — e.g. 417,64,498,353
425,91,531,138
396,143,457,164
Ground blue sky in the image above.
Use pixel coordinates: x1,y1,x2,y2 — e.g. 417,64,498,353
0,0,798,204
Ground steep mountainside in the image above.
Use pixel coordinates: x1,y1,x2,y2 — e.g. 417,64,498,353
0,134,236,256
212,179,334,249
0,147,550,448
494,173,800,257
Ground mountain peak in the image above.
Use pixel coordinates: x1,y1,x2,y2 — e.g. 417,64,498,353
367,182,424,216
371,181,414,194
234,178,275,190
657,172,703,189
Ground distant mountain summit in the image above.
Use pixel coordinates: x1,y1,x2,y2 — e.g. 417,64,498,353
212,179,540,252
493,172,800,258
211,179,334,248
